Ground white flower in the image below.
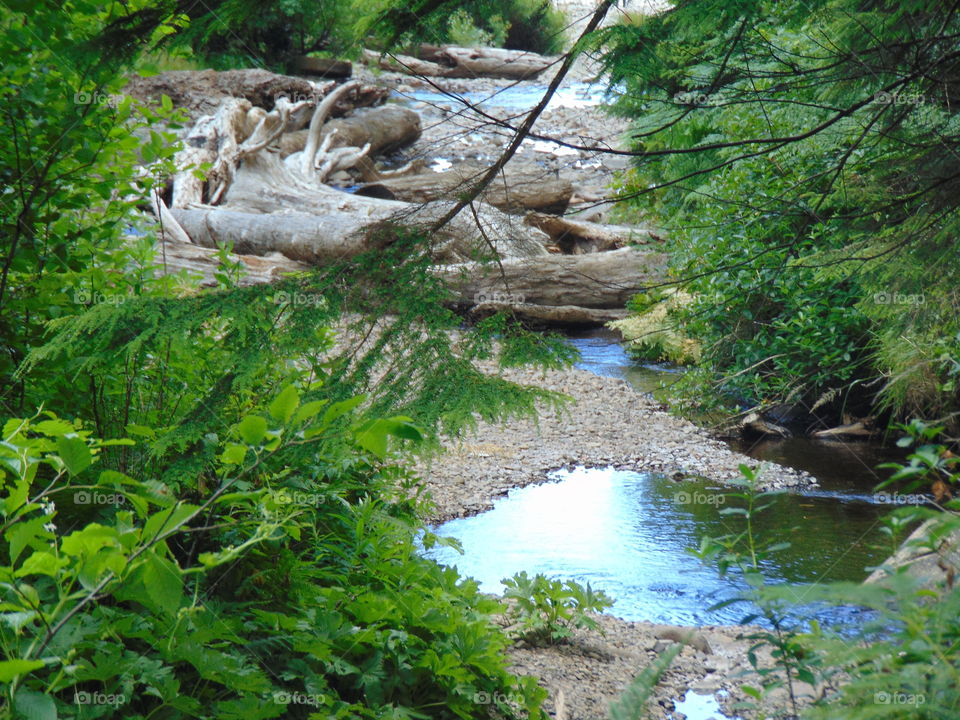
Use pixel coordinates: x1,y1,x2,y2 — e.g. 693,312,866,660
43,522,57,533
42,501,56,515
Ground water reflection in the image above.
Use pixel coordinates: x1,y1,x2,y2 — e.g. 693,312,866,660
425,467,889,626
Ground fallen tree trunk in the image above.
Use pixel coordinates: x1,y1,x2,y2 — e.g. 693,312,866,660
172,157,551,264
278,105,421,158
524,212,657,254
356,163,572,215
156,236,311,286
124,68,388,119
469,302,629,326
154,238,658,326
291,56,352,78
362,46,554,80
434,247,669,309
420,45,556,80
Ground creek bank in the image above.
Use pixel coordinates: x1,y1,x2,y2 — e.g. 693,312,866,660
503,613,771,720
417,363,815,524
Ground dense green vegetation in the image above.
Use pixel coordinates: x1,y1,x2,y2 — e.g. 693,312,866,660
0,2,577,718
165,0,568,70
4,0,960,718
601,0,960,429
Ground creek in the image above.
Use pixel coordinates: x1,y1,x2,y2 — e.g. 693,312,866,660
425,330,916,628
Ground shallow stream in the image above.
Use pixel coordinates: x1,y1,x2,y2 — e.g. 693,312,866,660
425,331,915,629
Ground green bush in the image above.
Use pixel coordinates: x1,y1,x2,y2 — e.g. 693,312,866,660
599,0,960,424
502,571,614,645
0,396,547,718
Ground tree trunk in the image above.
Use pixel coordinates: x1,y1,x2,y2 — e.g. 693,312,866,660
152,237,660,326
124,68,388,119
290,56,352,79
362,46,554,80
172,155,551,264
156,236,311,286
434,247,668,308
469,302,629,326
524,212,658,253
278,105,421,158
356,163,572,215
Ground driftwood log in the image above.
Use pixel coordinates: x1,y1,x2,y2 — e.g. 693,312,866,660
291,56,352,79
524,212,657,253
278,105,422,158
152,235,660,326
469,302,629,326
434,247,669,309
362,46,554,80
124,68,388,119
356,162,573,215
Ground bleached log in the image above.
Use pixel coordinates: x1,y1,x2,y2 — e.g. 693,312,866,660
356,163,572,215
278,106,421,159
434,247,669,308
524,212,658,253
362,46,555,80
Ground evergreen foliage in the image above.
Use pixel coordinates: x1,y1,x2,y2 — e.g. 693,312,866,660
599,0,960,425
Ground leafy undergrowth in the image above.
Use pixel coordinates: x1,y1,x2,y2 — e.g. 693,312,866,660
0,393,548,719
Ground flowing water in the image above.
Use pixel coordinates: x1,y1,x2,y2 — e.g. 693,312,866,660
424,330,916,629
393,80,617,112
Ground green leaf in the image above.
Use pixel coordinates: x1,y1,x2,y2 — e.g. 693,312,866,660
354,417,422,458
236,415,267,445
56,435,91,475
142,552,183,616
292,399,327,424
15,551,67,578
33,419,75,436
61,524,120,557
13,687,56,720
0,659,45,682
268,384,300,423
220,443,247,465
143,504,199,542
6,516,51,565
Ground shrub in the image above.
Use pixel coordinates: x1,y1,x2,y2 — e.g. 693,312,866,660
0,396,548,718
502,571,614,645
